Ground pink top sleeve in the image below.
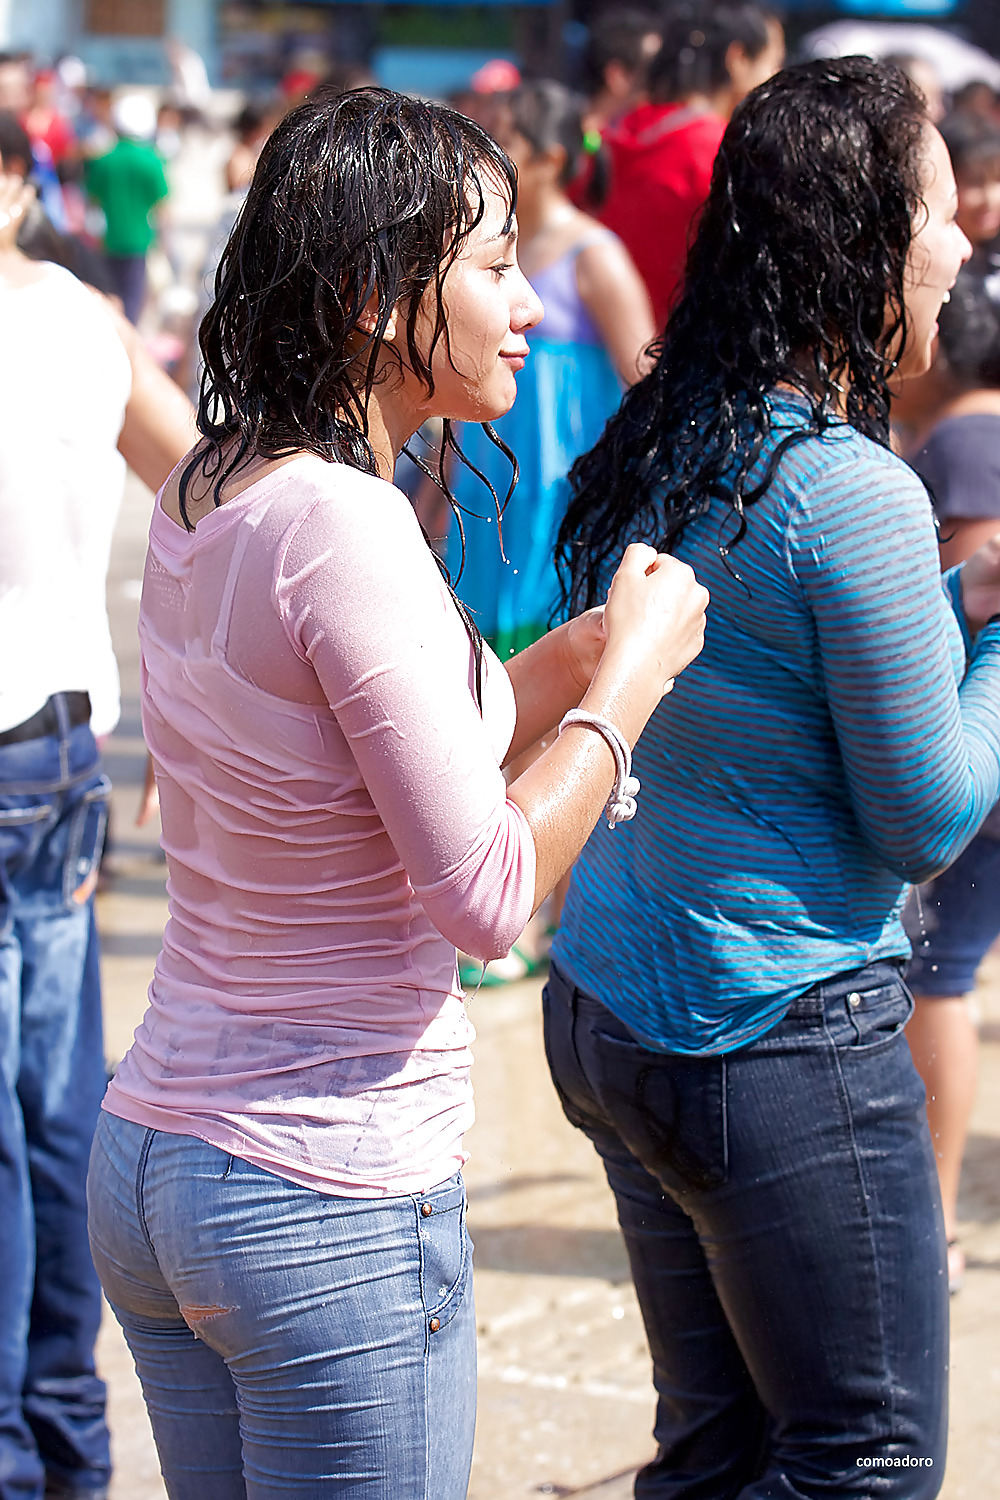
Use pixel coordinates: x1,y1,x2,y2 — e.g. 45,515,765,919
273,475,536,961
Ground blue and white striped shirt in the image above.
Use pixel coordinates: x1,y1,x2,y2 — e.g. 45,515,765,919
552,404,1000,1054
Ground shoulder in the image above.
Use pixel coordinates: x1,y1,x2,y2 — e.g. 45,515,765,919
268,457,425,559
773,421,929,526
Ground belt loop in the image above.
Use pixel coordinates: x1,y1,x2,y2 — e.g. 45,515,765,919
52,694,71,782
52,692,71,738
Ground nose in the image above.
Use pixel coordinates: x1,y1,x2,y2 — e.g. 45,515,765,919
513,273,544,335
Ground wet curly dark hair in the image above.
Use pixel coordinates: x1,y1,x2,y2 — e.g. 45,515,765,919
556,56,929,613
182,86,517,533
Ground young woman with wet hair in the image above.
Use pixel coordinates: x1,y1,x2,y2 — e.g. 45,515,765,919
83,86,708,1498
546,58,1000,1493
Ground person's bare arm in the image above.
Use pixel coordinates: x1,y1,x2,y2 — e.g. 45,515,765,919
508,546,709,910
502,610,605,767
939,516,1000,572
112,310,199,491
575,234,657,385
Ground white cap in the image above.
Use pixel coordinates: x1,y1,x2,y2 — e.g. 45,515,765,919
112,92,157,140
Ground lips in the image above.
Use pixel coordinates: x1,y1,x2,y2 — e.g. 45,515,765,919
500,345,529,373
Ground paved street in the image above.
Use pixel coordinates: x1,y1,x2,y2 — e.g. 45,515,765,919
97,471,1000,1498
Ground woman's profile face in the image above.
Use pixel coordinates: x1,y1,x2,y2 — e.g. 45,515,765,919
899,126,972,380
412,179,544,424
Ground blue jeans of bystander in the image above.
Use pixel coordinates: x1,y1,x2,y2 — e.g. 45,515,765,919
543,961,948,1498
0,713,111,1499
87,1112,477,1498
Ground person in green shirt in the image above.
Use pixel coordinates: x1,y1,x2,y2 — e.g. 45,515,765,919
84,93,168,323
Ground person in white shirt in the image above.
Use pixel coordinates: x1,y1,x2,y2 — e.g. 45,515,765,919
0,169,195,1500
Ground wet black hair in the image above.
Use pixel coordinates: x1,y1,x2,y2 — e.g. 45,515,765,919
508,79,609,205
650,0,775,104
189,86,518,515
939,109,1000,180
186,86,521,695
938,268,1000,388
581,8,660,99
556,56,929,613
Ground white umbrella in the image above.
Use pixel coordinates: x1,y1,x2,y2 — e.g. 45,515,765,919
801,20,1000,92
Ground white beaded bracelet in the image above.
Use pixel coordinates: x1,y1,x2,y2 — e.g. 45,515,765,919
558,709,640,829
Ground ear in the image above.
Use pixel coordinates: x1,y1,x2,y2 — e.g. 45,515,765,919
546,142,568,178
358,290,399,343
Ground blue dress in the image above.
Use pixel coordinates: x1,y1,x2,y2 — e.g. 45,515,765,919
448,231,623,658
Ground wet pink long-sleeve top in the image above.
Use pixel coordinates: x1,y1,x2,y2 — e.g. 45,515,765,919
104,455,536,1196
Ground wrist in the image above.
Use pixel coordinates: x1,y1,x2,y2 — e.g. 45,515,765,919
553,620,588,697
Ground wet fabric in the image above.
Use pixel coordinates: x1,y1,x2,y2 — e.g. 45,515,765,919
105,456,535,1197
89,1112,476,1499
553,400,1000,1054
543,962,948,1497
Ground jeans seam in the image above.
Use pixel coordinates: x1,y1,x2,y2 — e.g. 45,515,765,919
720,1058,729,1179
819,1008,897,1435
135,1127,158,1254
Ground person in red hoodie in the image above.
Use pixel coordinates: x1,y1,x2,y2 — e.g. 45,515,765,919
598,0,784,328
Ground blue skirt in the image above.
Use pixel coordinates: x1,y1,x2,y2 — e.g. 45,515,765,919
447,339,622,657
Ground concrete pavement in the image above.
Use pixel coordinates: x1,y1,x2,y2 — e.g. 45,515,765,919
96,471,1000,1499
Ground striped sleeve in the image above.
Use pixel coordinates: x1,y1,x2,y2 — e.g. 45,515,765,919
787,457,1000,882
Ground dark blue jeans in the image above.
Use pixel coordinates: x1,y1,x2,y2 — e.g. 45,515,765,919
0,714,112,1499
105,254,147,327
905,830,1000,996
543,962,948,1498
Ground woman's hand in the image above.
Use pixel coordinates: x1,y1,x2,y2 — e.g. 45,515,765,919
960,529,1000,636
0,173,34,253
600,543,709,709
507,544,709,909
561,606,606,692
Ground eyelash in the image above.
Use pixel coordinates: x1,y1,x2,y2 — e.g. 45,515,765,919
491,261,514,278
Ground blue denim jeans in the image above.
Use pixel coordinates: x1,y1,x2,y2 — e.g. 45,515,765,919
87,1112,477,1498
543,962,948,1498
905,830,1000,996
0,716,111,1499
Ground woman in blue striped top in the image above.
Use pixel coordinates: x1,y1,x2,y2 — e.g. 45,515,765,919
545,58,1000,1495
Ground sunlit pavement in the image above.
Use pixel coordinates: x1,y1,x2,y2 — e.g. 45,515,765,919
97,471,1000,1498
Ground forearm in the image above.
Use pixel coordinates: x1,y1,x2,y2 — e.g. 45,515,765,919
503,623,589,766
507,646,656,909
117,344,198,491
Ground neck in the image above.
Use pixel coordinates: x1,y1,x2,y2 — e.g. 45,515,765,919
359,362,430,481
